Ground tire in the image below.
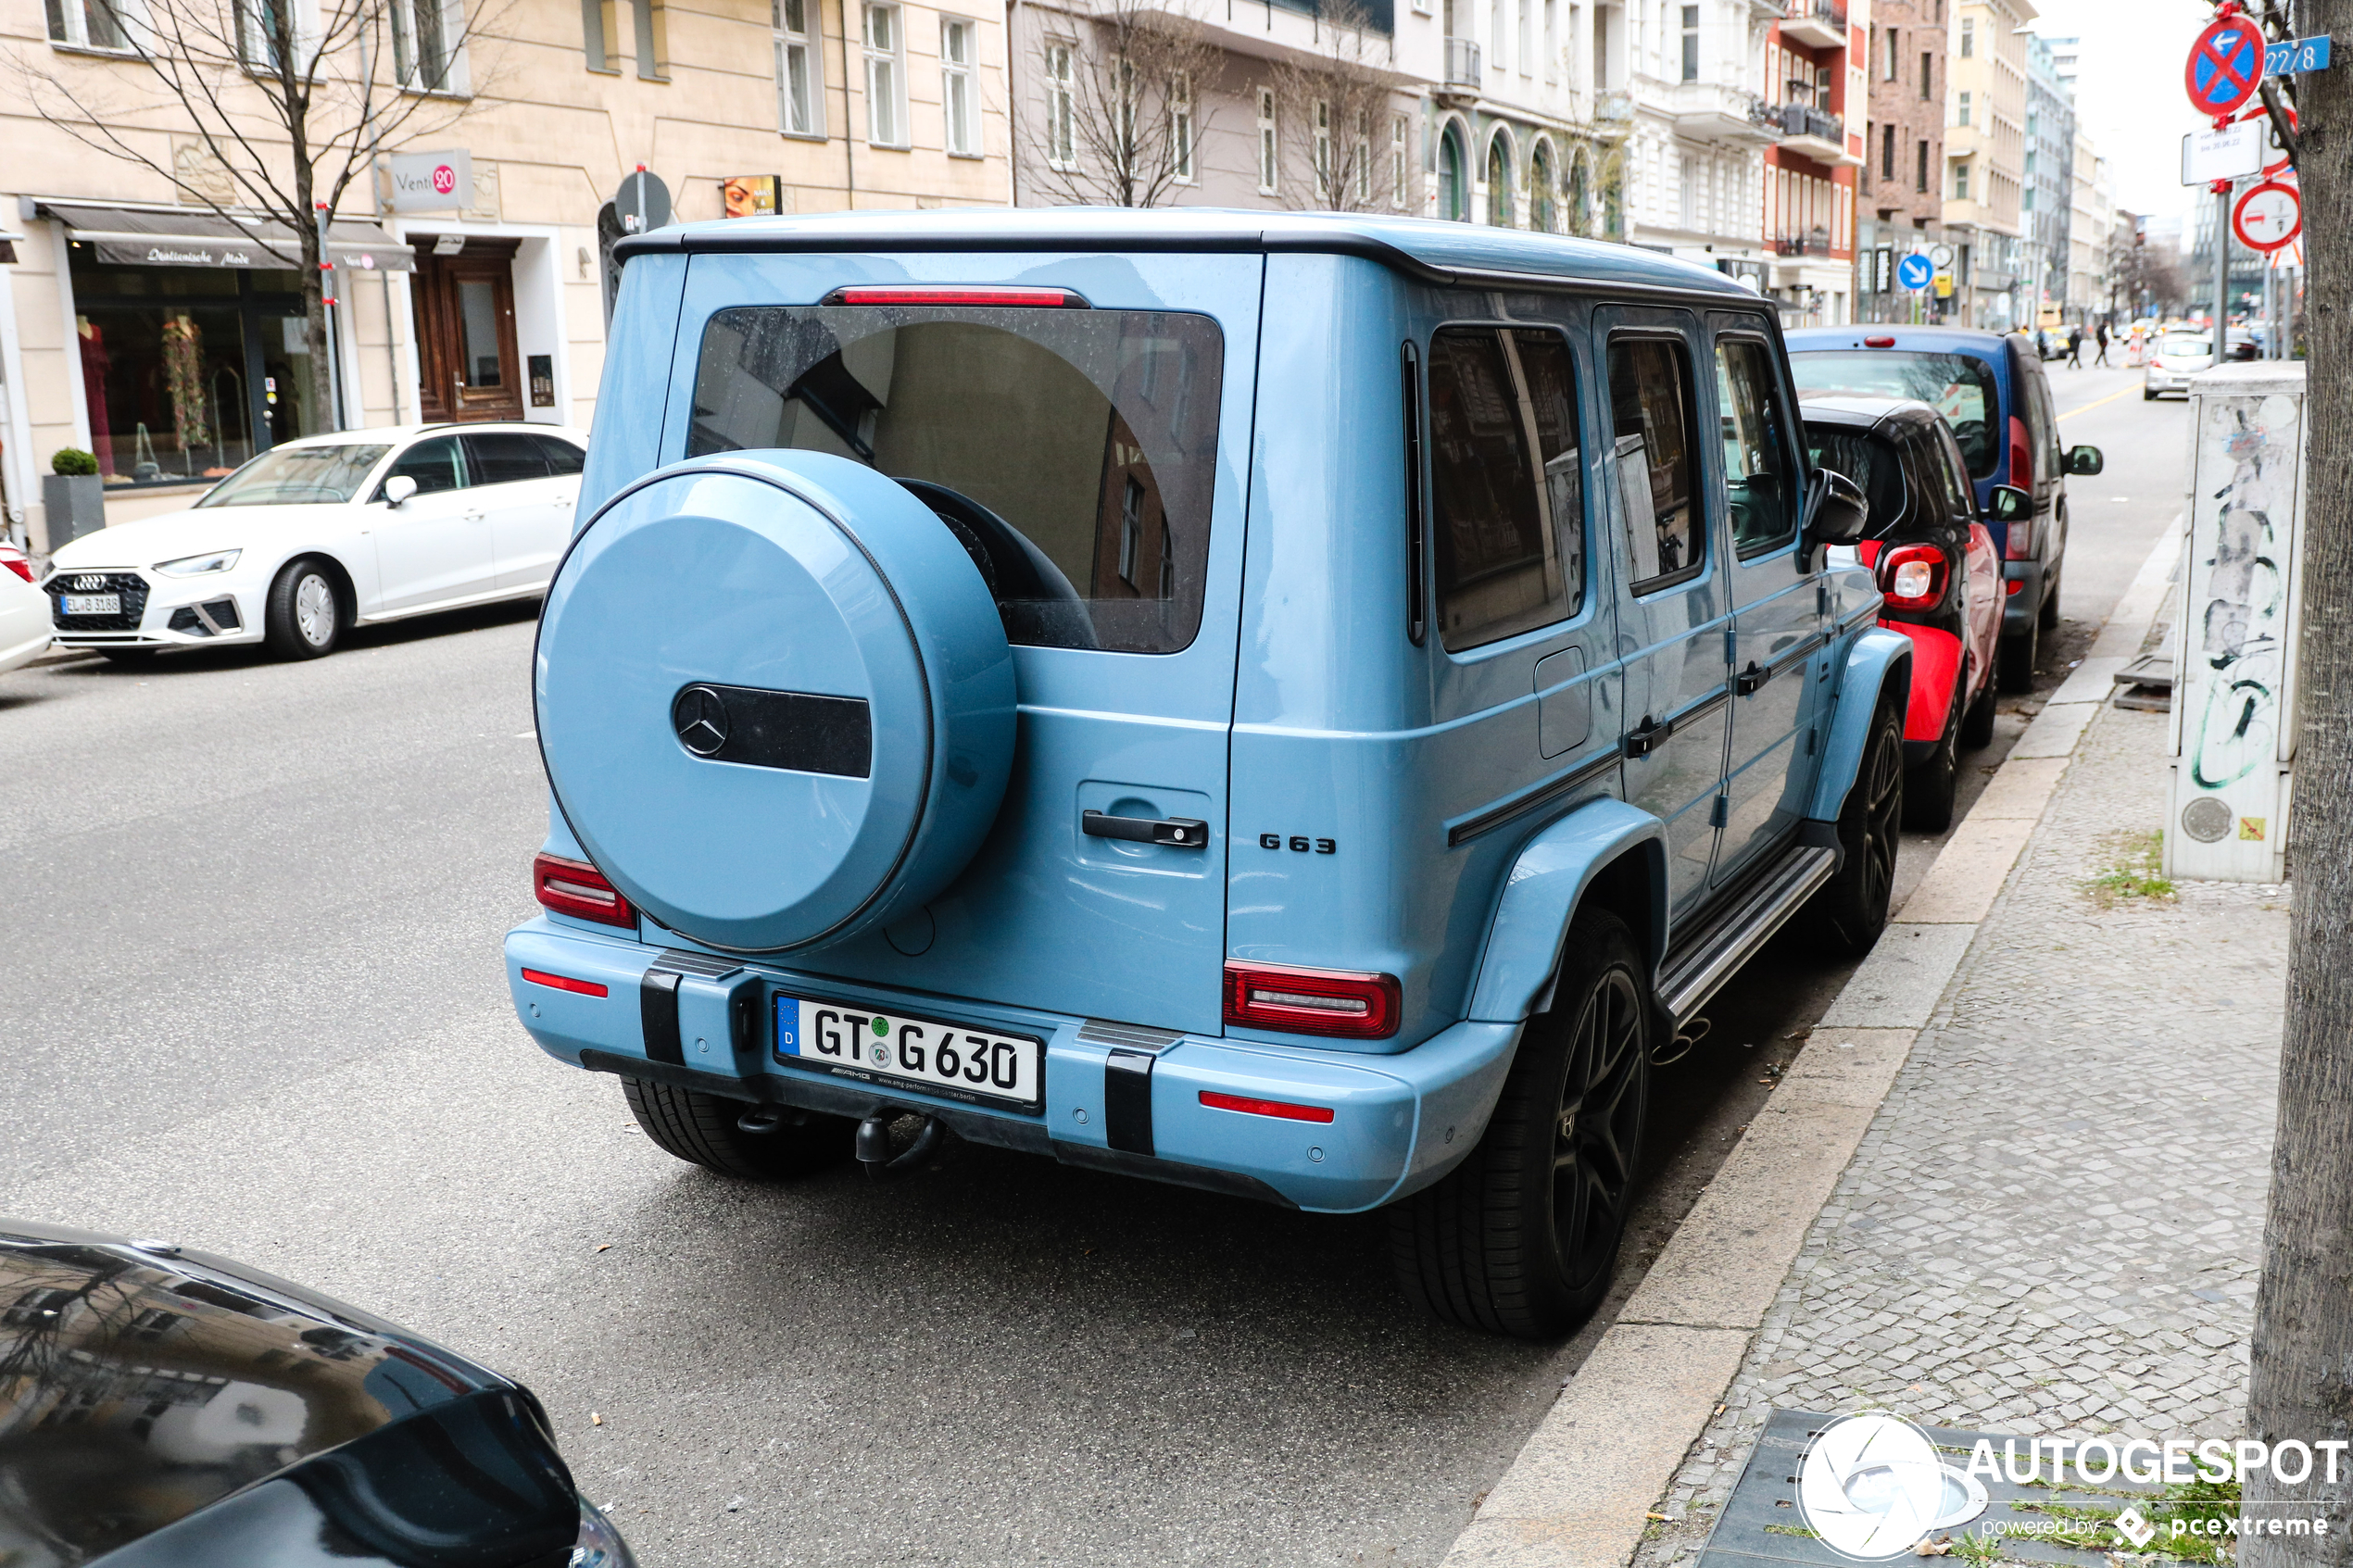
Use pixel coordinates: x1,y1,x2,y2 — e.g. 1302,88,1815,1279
264,557,344,659
1806,688,1905,957
2038,570,2061,630
621,1077,856,1180
2143,388,2158,401
97,647,157,666
1388,909,1649,1340
1997,613,2038,693
1959,673,1998,751
1903,679,1960,834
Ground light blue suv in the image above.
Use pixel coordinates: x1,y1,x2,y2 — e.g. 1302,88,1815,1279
505,211,1906,1339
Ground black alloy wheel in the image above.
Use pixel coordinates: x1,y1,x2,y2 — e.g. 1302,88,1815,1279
1806,690,1905,956
1388,908,1650,1340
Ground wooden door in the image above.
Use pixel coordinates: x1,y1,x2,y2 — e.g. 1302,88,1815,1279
410,237,523,422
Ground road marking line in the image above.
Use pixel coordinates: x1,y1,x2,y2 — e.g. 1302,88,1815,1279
2058,383,2140,421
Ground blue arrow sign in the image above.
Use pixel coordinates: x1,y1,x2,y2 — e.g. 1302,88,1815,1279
1896,253,1934,292
2266,34,2331,75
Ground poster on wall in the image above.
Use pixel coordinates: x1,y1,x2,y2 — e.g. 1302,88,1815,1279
723,176,783,219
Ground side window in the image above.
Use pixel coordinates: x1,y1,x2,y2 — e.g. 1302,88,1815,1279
1426,325,1585,652
2026,367,2061,480
1713,337,1798,557
380,436,465,497
1606,336,1702,592
532,434,587,476
463,432,554,486
1933,425,1976,520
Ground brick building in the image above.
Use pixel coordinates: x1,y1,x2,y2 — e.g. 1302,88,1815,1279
1854,0,1952,322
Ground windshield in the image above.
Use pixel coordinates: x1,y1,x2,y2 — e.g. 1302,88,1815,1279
1788,350,2001,480
196,444,391,508
687,305,1224,654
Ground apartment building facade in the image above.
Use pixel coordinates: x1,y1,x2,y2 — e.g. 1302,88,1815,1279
0,0,1012,549
1942,0,2031,329
1756,0,1864,324
2021,29,2070,320
1854,0,1951,320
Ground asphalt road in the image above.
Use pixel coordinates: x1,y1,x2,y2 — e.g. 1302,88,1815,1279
0,361,2183,1568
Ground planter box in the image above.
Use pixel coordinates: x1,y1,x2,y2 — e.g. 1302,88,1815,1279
41,472,106,550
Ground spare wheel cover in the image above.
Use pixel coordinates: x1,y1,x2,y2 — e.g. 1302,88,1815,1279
535,451,1015,953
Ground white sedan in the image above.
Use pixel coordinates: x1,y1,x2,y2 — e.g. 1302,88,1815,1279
0,542,53,675
42,423,587,662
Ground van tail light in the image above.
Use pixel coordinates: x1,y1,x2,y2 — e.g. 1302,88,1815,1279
2004,417,2035,558
533,853,636,929
1200,1090,1336,1123
824,285,1088,308
1224,961,1402,1040
1877,544,1948,610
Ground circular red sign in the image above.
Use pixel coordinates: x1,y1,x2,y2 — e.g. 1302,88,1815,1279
2233,180,2303,252
431,164,457,194
2186,16,2264,118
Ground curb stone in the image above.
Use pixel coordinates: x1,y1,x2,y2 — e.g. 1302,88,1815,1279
1438,528,2183,1568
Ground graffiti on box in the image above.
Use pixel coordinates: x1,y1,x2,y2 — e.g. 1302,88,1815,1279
2191,395,2296,790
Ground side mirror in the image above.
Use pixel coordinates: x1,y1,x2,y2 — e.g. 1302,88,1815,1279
2065,445,2104,476
1987,484,2032,524
382,474,418,507
1805,468,1870,547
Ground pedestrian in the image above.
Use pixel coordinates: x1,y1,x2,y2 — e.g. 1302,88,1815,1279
2068,324,2083,368
2095,320,2110,366
2035,326,2050,360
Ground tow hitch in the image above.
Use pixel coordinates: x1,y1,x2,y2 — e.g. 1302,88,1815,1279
853,1108,949,1182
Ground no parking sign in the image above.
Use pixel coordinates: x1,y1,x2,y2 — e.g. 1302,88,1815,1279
2186,16,2264,117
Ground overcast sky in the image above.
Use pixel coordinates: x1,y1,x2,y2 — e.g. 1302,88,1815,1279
2028,0,2218,224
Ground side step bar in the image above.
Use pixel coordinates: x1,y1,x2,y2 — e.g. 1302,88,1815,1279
1656,844,1839,1025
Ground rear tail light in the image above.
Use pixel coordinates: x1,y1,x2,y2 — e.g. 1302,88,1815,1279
522,968,610,997
2004,417,2035,558
1863,334,1896,348
1199,1090,1336,1123
1224,961,1402,1040
1877,543,1948,610
533,852,636,929
1,558,31,584
823,285,1088,308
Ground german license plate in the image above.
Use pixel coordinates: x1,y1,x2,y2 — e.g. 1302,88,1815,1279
774,995,1043,1112
60,594,120,616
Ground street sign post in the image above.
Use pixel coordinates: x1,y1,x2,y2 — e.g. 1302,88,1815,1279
2233,180,2304,252
2188,16,2266,116
1896,253,1934,293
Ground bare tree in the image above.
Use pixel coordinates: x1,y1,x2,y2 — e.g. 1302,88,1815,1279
1021,0,1222,208
1265,0,1404,213
16,0,507,433
2245,4,2352,1566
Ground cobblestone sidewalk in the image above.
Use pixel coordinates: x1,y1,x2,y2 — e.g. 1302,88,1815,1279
1635,695,2290,1568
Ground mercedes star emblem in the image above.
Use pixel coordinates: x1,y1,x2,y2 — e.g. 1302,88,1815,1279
672,685,730,757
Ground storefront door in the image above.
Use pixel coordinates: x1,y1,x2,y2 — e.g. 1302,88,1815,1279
410,237,522,422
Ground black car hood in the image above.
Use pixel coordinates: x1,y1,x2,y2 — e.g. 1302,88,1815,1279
0,1218,573,1567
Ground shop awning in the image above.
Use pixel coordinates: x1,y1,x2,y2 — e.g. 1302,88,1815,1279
42,204,415,272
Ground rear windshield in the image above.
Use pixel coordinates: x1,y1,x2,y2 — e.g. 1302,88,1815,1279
1806,426,1908,538
1787,350,2000,480
195,444,391,508
686,305,1224,654
2160,334,2210,358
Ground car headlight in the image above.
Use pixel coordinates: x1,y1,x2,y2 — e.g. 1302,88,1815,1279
570,1498,637,1568
155,549,241,577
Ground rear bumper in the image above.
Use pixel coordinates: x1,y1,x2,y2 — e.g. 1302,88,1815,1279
505,918,1522,1213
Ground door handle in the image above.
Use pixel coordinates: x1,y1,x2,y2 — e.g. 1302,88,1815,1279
1736,660,1770,696
1623,716,1667,759
1083,809,1209,847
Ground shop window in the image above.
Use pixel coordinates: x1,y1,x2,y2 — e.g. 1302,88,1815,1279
940,16,977,156
862,3,906,147
45,0,134,52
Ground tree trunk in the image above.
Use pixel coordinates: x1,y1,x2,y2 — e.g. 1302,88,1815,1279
2246,2,2353,1564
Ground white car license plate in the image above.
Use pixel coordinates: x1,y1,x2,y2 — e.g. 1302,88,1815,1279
60,594,120,616
774,995,1043,1111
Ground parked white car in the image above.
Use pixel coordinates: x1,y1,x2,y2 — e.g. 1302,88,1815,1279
0,542,53,676
42,423,587,662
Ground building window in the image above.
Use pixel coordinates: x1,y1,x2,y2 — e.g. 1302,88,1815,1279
582,0,612,70
1920,50,1932,98
1256,87,1277,194
862,3,906,147
940,16,976,155
1954,160,1969,200
1314,98,1332,199
1046,43,1076,169
1881,122,1894,179
774,0,824,135
1173,72,1195,182
1518,0,1530,75
1959,16,1973,56
389,0,464,90
1354,107,1372,205
1491,0,1505,71
236,0,289,72
1957,90,1970,127
1542,0,1555,81
1884,25,1898,79
1680,4,1697,82
45,0,133,50
1118,475,1144,584
1916,137,1929,192
1488,135,1514,226
1392,115,1411,208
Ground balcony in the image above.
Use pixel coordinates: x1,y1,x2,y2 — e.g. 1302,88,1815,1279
1441,35,1480,92
1771,102,1857,164
1779,0,1846,48
1673,82,1776,145
1772,228,1831,257
1595,88,1633,129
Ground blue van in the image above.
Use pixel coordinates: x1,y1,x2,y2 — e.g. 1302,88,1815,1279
505,211,1910,1339
1783,325,2102,690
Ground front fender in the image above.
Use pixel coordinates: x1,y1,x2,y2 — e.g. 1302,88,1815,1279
1465,797,1669,1023
1807,627,1914,823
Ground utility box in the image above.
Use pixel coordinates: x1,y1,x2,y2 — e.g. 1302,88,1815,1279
2166,362,2306,884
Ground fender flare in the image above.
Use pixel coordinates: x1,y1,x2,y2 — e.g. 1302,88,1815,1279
1807,626,1915,824
1464,797,1670,1024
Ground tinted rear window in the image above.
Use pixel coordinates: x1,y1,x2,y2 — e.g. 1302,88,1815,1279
686,306,1223,654
1788,350,2001,480
1806,425,1909,538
